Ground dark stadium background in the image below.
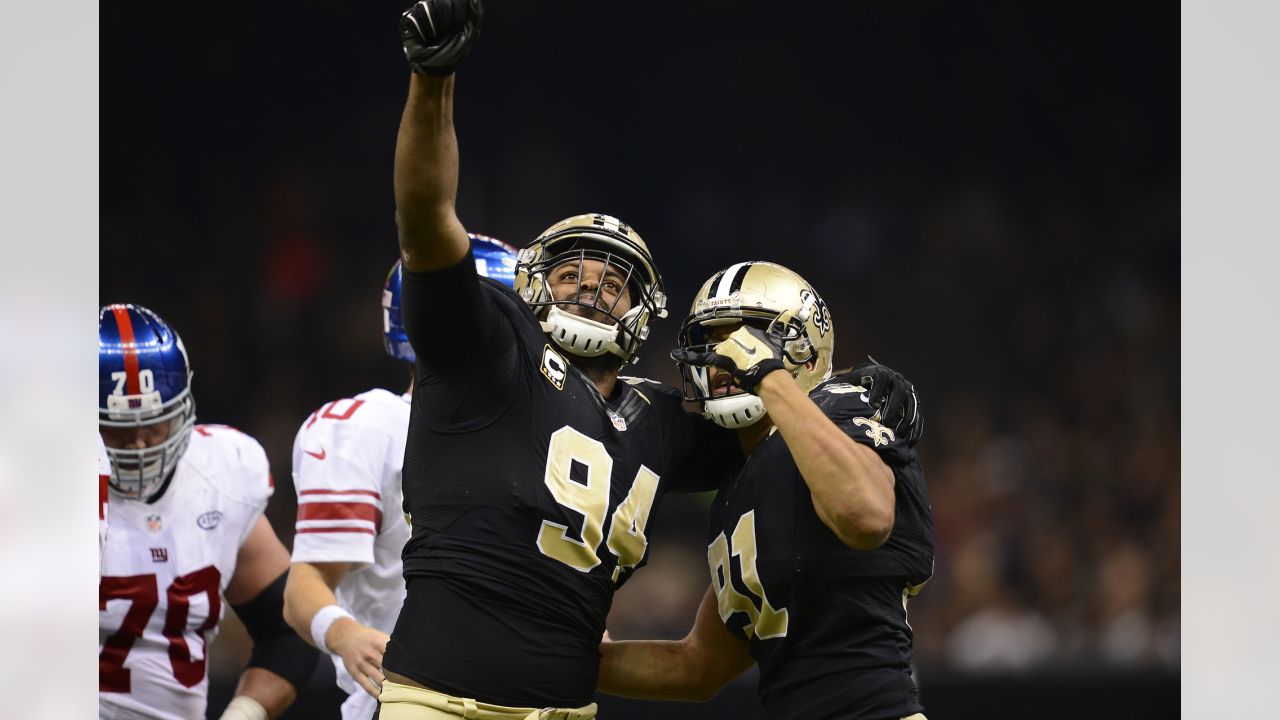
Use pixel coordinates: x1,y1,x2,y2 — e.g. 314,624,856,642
102,2,1178,718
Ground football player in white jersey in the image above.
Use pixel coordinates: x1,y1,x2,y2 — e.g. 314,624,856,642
99,304,320,720
283,235,517,720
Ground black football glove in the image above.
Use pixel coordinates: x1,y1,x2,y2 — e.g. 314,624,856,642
670,320,801,394
400,0,483,76
851,357,923,447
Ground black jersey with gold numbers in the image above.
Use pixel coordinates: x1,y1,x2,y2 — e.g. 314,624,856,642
706,372,934,720
383,250,739,708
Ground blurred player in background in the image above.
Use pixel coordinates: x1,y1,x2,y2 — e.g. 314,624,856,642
282,236,517,720
99,304,320,720
599,263,934,720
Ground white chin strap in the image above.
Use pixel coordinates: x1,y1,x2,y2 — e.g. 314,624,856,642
542,304,641,362
704,394,767,429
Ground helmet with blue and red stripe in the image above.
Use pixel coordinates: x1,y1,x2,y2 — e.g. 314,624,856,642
98,304,196,500
382,233,518,363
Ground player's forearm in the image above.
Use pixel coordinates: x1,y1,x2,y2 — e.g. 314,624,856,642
394,73,468,271
229,668,296,719
598,639,718,702
282,562,342,645
757,371,894,549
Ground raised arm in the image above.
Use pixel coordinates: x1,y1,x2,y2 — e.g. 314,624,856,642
756,371,895,550
673,326,905,551
395,74,469,272
598,586,755,702
394,0,483,272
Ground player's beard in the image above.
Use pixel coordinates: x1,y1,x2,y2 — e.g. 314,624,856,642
563,297,617,326
568,352,625,394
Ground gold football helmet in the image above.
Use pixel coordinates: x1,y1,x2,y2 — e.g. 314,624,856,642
514,213,667,365
676,261,834,428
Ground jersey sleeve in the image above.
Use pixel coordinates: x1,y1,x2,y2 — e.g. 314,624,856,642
195,424,274,548
290,404,394,567
811,376,914,467
400,249,522,425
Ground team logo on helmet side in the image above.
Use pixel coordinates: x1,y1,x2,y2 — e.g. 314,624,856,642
799,288,832,337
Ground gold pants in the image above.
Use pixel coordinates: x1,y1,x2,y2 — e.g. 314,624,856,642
378,680,598,720
902,714,929,720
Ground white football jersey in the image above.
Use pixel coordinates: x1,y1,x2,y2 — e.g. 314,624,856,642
100,433,111,574
99,424,273,720
290,388,410,717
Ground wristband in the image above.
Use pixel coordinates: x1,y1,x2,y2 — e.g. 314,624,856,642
310,604,354,655
219,695,268,720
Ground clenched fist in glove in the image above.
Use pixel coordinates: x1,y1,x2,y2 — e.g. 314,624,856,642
671,323,800,395
400,0,483,76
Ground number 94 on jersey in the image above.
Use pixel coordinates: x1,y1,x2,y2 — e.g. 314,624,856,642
535,426,661,583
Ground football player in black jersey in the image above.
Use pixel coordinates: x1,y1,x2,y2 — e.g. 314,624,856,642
378,2,749,718
598,261,934,720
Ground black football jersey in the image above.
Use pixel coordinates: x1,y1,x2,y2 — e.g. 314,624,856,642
707,372,934,720
383,251,739,708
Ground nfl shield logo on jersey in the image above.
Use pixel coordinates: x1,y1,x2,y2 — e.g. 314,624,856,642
609,412,628,432
146,514,163,533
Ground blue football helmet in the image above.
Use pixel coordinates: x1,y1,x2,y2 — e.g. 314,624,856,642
383,233,518,363
98,304,196,500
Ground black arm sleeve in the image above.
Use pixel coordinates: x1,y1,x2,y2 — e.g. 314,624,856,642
400,249,521,426
231,571,321,691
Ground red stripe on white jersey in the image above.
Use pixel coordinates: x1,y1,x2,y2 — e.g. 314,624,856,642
299,488,381,499
297,502,383,527
99,473,109,520
110,305,142,395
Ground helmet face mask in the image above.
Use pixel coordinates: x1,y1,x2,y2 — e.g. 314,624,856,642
98,304,197,500
100,397,196,499
675,261,835,428
514,214,667,365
